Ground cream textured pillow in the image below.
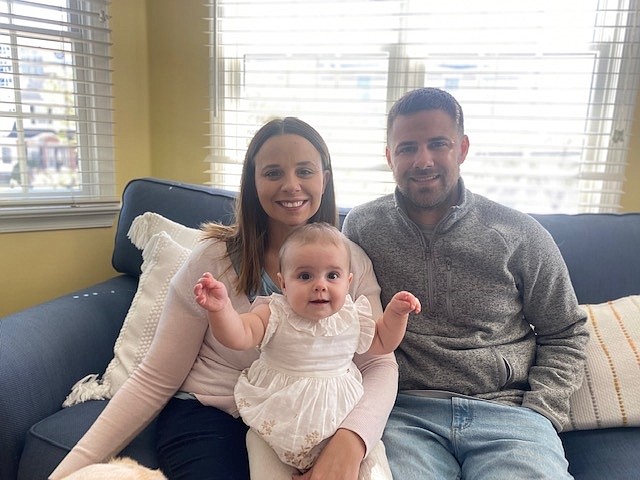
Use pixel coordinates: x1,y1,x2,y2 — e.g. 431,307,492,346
565,295,640,431
127,211,203,250
63,213,200,407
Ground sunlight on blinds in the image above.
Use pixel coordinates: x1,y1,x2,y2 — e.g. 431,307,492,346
206,0,639,213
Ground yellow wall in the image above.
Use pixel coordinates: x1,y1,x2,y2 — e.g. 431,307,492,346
147,1,209,183
621,89,640,211
0,0,638,316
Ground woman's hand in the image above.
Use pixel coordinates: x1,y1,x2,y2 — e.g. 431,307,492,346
292,428,365,480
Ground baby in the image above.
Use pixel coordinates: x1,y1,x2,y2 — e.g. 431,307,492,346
194,222,420,479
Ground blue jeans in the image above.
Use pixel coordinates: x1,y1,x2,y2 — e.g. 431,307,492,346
383,393,573,480
156,397,250,480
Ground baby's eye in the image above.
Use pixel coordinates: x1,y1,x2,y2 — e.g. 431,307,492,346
298,272,312,280
327,272,340,280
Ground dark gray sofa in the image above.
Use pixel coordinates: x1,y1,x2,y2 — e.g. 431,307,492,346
1,177,639,480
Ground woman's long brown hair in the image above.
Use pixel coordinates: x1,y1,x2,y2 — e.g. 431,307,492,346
202,117,337,296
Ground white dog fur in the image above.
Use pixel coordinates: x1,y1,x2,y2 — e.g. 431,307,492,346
60,457,166,480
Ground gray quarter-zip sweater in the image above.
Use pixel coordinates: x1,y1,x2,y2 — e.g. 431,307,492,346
342,180,589,431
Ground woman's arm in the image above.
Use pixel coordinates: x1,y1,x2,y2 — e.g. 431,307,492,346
50,247,215,479
343,241,398,453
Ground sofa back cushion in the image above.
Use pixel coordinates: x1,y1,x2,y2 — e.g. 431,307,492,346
112,178,237,276
531,213,640,305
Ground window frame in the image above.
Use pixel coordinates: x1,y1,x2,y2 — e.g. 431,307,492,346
0,0,117,233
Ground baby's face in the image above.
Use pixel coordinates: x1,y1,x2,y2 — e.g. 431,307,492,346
278,241,352,321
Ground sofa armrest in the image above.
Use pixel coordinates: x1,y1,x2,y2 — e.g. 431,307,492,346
0,275,137,480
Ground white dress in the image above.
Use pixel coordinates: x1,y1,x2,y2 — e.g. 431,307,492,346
234,293,376,470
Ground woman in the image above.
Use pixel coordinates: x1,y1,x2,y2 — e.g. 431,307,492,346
49,117,398,480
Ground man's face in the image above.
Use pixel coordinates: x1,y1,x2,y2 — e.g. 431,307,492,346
386,109,469,225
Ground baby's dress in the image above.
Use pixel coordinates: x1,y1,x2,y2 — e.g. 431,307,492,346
234,293,376,470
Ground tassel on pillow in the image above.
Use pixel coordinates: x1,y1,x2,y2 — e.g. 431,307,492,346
62,374,111,407
127,212,202,251
127,212,154,250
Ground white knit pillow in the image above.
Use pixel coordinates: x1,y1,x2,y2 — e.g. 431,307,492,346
63,214,200,406
565,295,640,430
127,211,203,251
101,231,192,393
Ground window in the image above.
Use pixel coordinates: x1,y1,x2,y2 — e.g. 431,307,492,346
206,0,640,214
0,0,116,233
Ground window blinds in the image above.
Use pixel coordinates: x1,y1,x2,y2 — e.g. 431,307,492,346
206,0,639,213
0,0,116,232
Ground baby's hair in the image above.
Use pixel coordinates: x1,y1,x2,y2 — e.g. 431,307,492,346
279,222,351,272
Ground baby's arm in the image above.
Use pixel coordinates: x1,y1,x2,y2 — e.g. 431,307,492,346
368,291,420,355
194,272,269,350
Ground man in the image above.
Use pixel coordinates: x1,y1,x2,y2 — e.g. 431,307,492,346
342,87,589,479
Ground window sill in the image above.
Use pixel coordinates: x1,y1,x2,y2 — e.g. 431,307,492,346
0,202,121,233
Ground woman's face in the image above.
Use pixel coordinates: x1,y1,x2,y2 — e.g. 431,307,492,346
254,134,328,229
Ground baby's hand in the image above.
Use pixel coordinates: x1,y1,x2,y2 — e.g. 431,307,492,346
194,272,229,312
389,291,421,316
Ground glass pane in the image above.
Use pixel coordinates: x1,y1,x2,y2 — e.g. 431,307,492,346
0,5,82,196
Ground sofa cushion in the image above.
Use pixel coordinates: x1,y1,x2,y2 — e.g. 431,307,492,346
531,213,640,305
561,427,640,480
17,400,158,480
64,223,196,406
0,275,138,480
566,295,640,431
